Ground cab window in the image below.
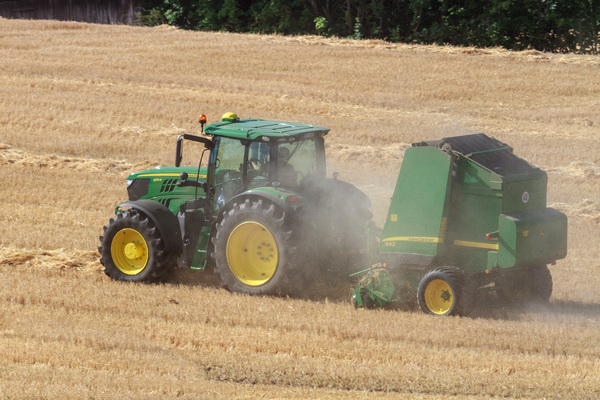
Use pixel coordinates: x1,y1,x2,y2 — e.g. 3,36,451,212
246,142,270,188
275,139,318,187
214,137,245,202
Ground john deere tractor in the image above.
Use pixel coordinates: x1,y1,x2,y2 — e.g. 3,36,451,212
99,113,373,294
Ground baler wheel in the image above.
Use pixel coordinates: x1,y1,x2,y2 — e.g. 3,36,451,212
417,267,470,316
528,265,553,303
212,198,298,295
99,209,172,282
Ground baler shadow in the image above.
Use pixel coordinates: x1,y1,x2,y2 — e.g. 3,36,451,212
530,300,600,319
468,294,600,321
162,270,600,322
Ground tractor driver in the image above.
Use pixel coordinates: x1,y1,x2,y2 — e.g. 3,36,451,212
247,142,270,186
276,146,298,187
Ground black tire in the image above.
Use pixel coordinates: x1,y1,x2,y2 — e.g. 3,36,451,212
417,267,470,316
528,265,553,303
212,198,298,295
316,203,373,283
99,209,174,282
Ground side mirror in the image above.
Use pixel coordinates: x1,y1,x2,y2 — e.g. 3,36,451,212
175,136,183,167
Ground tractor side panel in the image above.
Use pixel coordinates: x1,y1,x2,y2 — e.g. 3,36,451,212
380,146,453,266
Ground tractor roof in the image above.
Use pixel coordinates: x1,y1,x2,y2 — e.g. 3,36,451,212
204,119,330,141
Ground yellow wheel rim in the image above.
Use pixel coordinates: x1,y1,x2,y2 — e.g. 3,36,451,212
226,221,278,286
111,228,149,275
424,279,454,315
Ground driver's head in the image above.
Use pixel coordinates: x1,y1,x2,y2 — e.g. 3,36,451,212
278,146,290,159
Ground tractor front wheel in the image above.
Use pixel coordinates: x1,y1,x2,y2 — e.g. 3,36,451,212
212,198,298,295
417,267,470,316
99,209,173,282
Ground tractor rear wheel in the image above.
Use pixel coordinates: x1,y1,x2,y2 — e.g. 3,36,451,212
99,209,173,282
212,198,298,295
417,267,470,316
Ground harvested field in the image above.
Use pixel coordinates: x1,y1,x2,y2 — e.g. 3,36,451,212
0,18,599,399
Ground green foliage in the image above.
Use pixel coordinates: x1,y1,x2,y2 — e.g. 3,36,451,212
349,17,362,39
138,0,600,54
314,16,330,36
136,8,165,26
249,0,314,34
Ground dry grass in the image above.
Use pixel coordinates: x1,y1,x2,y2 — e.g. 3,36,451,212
0,18,599,399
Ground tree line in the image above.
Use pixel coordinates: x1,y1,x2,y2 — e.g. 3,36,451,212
139,0,600,54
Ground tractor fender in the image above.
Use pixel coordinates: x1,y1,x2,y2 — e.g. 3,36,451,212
117,199,183,255
323,178,371,209
218,190,299,221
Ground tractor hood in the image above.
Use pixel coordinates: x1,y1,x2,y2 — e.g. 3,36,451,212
127,166,207,182
125,166,208,214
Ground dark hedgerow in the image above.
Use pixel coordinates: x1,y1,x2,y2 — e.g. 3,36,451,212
138,0,599,54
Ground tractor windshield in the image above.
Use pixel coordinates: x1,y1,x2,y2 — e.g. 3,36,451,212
212,136,324,202
274,139,319,187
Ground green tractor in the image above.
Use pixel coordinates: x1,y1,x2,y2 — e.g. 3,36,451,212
99,113,374,294
352,133,568,316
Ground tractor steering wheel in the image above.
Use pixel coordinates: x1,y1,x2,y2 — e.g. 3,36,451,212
247,158,264,171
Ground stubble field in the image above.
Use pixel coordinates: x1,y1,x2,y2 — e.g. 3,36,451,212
0,18,599,399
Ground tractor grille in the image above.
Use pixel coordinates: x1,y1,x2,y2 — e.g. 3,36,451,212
160,179,178,193
157,198,172,209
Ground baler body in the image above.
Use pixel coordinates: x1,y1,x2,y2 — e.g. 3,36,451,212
376,134,567,309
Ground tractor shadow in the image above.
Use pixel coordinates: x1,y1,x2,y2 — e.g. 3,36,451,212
166,267,223,288
164,266,357,303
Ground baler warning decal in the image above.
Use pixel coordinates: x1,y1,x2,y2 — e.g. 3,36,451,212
453,240,499,250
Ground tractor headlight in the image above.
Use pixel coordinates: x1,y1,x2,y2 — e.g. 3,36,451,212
126,179,150,201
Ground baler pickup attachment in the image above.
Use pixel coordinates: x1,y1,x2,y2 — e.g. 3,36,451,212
351,265,395,309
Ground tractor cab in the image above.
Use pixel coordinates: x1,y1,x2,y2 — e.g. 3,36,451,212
100,112,373,295
171,113,330,268
204,113,328,203
175,113,329,213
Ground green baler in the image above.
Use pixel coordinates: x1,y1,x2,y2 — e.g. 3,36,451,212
353,133,567,316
